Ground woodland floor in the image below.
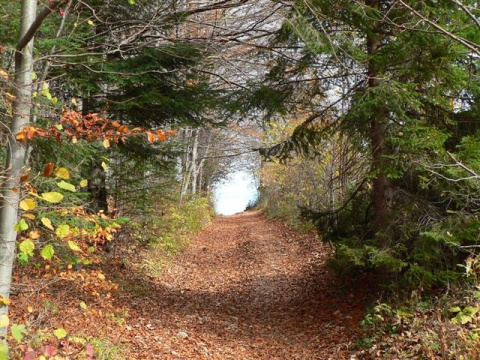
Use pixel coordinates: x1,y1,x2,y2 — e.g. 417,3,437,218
11,210,371,359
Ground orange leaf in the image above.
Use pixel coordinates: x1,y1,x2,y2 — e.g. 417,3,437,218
26,130,36,140
16,132,26,141
43,162,55,177
118,126,129,133
111,121,120,128
146,132,155,143
5,92,16,101
28,230,41,240
20,173,30,182
157,131,167,141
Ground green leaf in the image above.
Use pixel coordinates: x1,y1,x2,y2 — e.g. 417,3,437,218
19,239,34,256
54,328,67,339
449,306,462,313
57,181,76,192
452,312,472,325
40,244,55,260
11,324,28,343
79,301,87,310
0,342,8,359
56,224,70,239
17,252,29,265
14,219,28,233
463,306,478,317
68,241,82,252
41,192,64,203
128,0,136,4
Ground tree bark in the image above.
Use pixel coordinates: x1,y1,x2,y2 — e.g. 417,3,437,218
0,0,37,338
366,0,391,242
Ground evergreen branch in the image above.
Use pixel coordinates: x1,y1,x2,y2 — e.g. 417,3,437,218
447,151,480,178
452,0,480,31
398,0,480,56
257,79,364,161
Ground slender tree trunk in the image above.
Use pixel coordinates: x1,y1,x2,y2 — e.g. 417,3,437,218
0,0,37,337
25,2,71,167
180,128,192,200
366,0,391,242
190,129,199,195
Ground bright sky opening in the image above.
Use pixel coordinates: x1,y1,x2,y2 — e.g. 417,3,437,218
213,171,258,215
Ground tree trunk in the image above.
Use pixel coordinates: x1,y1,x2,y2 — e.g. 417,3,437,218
366,0,391,243
190,129,199,195
180,128,192,200
0,0,37,337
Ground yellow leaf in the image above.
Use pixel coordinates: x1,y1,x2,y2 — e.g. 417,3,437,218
103,138,110,148
80,179,88,187
57,180,76,192
55,167,70,180
19,198,36,211
97,273,106,280
41,217,54,230
41,192,64,203
28,230,41,240
0,69,8,80
55,224,70,239
68,240,82,252
71,97,78,106
22,213,36,220
0,314,9,327
0,296,10,306
88,20,94,26
101,161,108,171
51,96,58,104
27,306,33,313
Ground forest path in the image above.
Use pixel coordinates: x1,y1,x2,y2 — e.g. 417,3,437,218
117,210,367,359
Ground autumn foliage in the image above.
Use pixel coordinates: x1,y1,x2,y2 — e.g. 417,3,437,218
16,110,176,145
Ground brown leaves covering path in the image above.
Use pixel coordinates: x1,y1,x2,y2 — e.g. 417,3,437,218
112,210,367,359
10,210,368,358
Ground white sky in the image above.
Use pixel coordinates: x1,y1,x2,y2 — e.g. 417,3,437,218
213,171,258,215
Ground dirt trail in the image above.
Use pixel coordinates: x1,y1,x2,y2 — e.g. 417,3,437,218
117,210,367,359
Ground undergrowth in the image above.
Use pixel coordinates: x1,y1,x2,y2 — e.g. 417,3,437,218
130,197,214,277
353,263,480,359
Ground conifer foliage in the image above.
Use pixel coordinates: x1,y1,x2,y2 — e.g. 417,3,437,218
256,0,480,288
